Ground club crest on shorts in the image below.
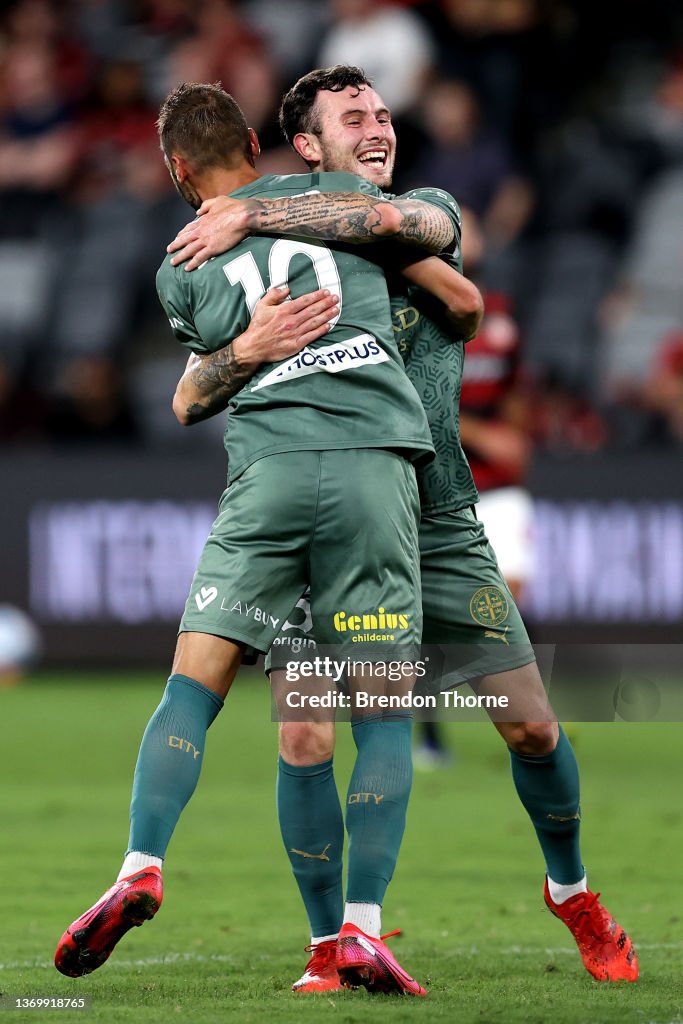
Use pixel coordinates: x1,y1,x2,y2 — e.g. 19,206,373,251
469,586,509,627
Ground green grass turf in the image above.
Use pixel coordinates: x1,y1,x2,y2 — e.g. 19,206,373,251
1,671,681,1024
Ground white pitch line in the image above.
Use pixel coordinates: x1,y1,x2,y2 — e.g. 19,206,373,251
0,953,236,971
2,944,681,972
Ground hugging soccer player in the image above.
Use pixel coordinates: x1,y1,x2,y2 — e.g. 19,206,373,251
166,65,638,993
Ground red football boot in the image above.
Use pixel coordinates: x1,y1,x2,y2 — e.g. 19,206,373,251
292,940,342,992
336,924,426,996
544,878,638,982
55,867,163,977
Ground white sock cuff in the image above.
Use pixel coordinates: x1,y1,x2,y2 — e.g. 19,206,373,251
547,873,588,904
117,851,163,881
343,901,381,938
311,933,338,945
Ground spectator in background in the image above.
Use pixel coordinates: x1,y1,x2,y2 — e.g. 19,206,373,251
403,78,533,254
0,20,82,433
44,54,173,381
242,0,329,83
421,0,541,146
642,331,683,446
316,0,434,118
0,40,79,203
45,354,141,446
138,0,195,40
163,0,280,143
75,58,158,201
597,59,683,430
529,370,608,455
3,0,91,103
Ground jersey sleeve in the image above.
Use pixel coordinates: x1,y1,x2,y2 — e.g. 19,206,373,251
156,258,248,355
438,249,462,276
156,259,208,354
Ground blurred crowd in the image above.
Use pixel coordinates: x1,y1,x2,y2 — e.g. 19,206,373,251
2,0,683,452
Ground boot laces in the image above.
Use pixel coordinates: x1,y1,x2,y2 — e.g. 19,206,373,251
302,940,336,971
565,892,616,950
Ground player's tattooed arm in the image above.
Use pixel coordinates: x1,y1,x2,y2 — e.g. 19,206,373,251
173,285,339,425
174,346,252,425
244,194,455,251
168,194,455,271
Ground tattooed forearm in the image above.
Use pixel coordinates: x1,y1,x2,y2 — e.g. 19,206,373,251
178,346,254,424
245,194,388,244
245,193,454,254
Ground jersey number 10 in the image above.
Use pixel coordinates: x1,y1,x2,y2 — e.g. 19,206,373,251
223,238,342,330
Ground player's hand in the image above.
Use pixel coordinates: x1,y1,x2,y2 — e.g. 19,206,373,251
168,197,251,270
233,285,339,370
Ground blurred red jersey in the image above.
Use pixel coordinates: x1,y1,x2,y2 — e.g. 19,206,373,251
460,291,523,491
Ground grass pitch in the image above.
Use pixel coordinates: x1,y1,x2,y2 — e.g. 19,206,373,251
1,671,681,1024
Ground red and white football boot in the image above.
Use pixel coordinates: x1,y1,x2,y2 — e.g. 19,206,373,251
55,867,163,977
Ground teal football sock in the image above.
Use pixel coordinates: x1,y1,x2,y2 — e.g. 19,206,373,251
277,757,344,938
345,715,413,906
128,674,224,858
509,725,583,884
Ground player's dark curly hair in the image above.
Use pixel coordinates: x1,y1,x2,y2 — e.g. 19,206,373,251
279,65,373,148
157,82,252,171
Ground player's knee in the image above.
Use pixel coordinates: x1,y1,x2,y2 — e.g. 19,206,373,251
506,720,558,755
279,722,335,766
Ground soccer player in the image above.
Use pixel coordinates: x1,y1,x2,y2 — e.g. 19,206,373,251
54,81,467,984
416,216,535,765
169,67,639,993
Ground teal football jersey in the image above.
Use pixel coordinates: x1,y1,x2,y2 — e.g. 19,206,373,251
387,187,479,514
157,171,434,481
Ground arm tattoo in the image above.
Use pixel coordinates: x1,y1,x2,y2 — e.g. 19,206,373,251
391,199,454,253
183,346,253,424
247,193,454,254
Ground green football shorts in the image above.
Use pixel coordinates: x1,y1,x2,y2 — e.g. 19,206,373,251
418,506,535,690
180,449,422,654
267,505,535,686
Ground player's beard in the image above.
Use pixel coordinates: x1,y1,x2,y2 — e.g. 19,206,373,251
318,138,395,190
168,167,202,211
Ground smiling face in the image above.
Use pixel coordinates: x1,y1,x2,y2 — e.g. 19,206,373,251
294,84,396,189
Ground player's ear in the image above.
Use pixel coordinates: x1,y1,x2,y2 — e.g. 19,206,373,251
293,131,321,165
248,128,261,165
170,153,189,182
